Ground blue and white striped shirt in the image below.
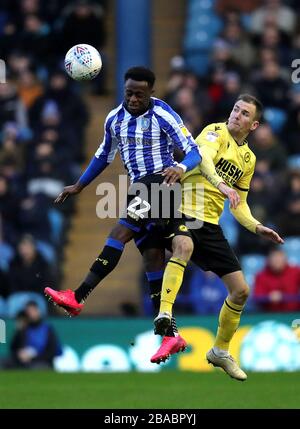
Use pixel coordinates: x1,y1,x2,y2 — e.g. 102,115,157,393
94,97,200,183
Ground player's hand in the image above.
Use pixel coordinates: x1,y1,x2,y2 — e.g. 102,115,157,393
217,182,240,209
256,224,284,244
54,182,84,204
162,166,184,186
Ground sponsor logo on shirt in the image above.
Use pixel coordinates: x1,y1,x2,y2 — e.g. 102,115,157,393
215,157,243,185
206,131,219,142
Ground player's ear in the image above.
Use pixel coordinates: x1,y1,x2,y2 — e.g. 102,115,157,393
250,120,259,131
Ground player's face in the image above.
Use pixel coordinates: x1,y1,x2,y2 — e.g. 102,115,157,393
228,101,259,135
124,79,152,115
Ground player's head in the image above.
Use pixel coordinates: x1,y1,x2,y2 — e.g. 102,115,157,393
228,94,263,137
124,66,155,115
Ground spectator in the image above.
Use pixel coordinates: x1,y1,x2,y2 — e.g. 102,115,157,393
252,60,290,110
251,123,287,176
217,72,242,120
216,0,262,14
220,21,256,70
0,81,28,133
276,170,300,237
29,70,88,162
0,268,10,299
0,175,20,245
250,0,297,36
17,69,44,109
60,0,106,54
8,234,54,295
282,88,300,155
17,194,52,242
253,248,300,312
0,301,62,369
236,170,277,255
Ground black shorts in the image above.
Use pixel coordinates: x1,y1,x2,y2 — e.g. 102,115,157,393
119,173,190,239
135,221,241,278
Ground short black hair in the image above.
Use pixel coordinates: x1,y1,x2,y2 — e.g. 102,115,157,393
236,94,263,121
124,66,156,88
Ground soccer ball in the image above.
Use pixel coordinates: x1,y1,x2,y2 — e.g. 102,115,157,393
64,44,102,81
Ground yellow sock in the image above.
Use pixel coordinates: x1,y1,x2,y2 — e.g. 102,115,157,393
214,297,244,351
159,257,187,314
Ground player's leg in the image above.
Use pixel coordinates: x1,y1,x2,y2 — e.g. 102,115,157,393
154,223,193,335
185,222,248,380
45,223,135,315
135,230,187,363
214,270,249,352
45,182,146,316
206,270,249,381
74,223,136,302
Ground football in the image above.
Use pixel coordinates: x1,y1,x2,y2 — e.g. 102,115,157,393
64,44,102,81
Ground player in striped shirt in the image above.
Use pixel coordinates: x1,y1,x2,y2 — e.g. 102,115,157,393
45,66,201,323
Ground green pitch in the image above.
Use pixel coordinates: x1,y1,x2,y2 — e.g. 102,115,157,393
0,371,299,409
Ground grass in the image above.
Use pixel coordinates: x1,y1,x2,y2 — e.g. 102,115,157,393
0,371,299,409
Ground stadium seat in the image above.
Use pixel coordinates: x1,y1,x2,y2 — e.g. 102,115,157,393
240,254,266,288
188,269,227,314
185,51,210,76
283,237,300,265
0,297,6,318
288,155,300,169
7,292,48,319
36,240,56,265
263,107,287,134
188,0,215,17
219,200,238,247
48,208,64,246
0,242,15,271
240,13,252,30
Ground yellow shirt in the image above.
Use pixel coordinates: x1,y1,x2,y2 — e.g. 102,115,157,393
180,122,260,233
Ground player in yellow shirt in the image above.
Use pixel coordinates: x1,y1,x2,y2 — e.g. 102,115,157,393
138,94,283,380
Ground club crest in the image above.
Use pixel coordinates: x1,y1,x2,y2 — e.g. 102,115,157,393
141,117,150,131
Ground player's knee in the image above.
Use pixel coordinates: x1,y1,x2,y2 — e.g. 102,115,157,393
172,237,193,261
109,224,134,244
233,284,250,304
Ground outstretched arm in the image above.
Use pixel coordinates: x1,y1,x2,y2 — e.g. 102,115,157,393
230,190,284,244
55,156,109,203
55,114,117,203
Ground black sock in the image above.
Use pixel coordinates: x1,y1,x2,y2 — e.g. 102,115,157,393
75,238,125,303
146,271,178,337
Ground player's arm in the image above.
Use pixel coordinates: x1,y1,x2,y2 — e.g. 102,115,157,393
230,169,284,244
55,116,117,203
195,126,240,209
158,106,202,184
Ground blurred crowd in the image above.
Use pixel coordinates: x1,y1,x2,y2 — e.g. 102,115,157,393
0,0,107,310
1,0,299,317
